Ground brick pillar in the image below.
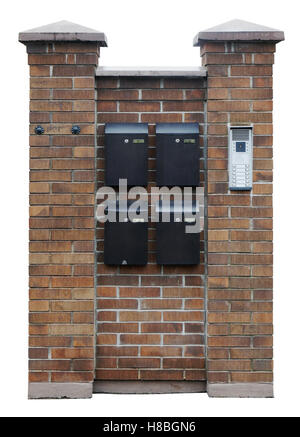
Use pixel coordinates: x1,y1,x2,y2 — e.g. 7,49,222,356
19,21,107,399
194,20,284,397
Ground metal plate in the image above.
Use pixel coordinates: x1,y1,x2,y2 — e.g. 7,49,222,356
105,123,148,186
156,222,200,265
104,222,148,265
156,123,200,187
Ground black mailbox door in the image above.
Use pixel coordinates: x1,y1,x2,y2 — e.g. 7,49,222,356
104,201,148,266
156,222,200,265
105,123,148,186
156,201,200,265
156,123,199,186
104,222,148,265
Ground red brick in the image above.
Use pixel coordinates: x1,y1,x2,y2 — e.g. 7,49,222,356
164,335,204,345
98,323,138,333
98,113,139,123
120,334,161,345
95,370,138,380
140,346,182,357
119,101,160,112
231,373,273,383
141,323,182,333
28,54,66,65
51,372,94,382
52,65,95,76
142,89,184,100
208,77,250,88
30,65,50,76
119,358,160,368
208,100,250,112
163,101,204,111
141,113,182,123
163,358,205,369
98,89,139,100
54,42,99,53
231,88,272,100
203,53,243,65
231,66,272,76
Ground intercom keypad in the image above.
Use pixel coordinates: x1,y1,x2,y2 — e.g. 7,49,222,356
229,127,253,191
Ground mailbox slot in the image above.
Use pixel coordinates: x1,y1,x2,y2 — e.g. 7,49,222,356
104,201,148,265
156,123,199,186
105,123,148,186
156,200,200,265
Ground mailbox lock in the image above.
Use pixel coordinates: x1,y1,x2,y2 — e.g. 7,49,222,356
124,139,129,143
175,138,180,143
35,125,44,135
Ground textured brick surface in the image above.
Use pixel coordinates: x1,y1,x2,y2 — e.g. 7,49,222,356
24,33,277,393
96,76,206,381
28,41,100,384
202,41,274,385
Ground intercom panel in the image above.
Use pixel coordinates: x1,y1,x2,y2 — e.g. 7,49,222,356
156,123,199,187
229,126,253,191
105,123,148,186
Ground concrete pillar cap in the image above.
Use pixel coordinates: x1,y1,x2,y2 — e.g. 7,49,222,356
18,20,108,46
193,19,284,46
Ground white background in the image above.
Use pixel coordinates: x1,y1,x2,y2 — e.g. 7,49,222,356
0,0,299,417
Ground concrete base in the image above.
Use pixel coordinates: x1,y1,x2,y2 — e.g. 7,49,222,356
207,383,273,398
93,380,206,394
28,382,93,399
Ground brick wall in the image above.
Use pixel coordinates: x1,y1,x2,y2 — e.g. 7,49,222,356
21,19,282,398
28,41,100,385
202,42,274,386
95,76,206,381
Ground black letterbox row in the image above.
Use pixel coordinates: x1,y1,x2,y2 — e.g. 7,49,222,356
104,200,200,266
105,122,200,187
104,123,200,266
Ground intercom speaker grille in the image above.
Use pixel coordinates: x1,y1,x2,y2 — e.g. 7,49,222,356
232,129,250,141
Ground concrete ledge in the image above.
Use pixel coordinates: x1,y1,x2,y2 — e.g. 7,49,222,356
207,383,273,398
93,380,206,394
96,66,207,77
28,382,93,399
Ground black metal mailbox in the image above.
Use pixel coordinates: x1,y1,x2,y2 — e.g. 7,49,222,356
156,200,200,265
104,201,148,265
105,123,148,186
156,123,199,186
